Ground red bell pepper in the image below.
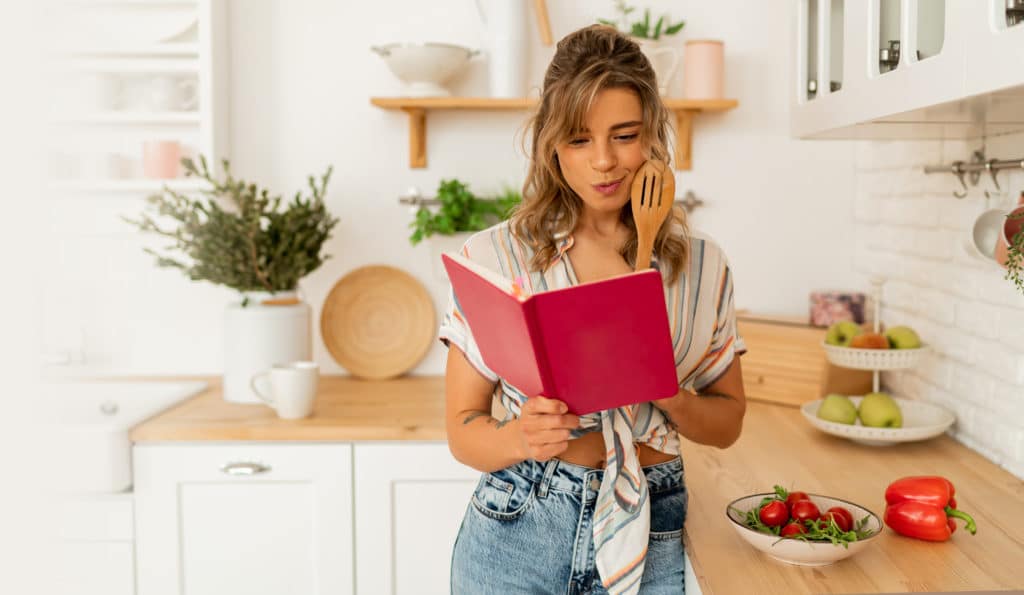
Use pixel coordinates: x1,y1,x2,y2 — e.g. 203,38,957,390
883,476,977,541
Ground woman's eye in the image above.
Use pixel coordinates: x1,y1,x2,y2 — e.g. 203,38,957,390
568,138,588,146
615,133,639,141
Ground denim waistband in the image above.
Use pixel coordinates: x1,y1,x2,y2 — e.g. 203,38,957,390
504,456,683,496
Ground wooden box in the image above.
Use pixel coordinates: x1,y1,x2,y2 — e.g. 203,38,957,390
736,314,872,407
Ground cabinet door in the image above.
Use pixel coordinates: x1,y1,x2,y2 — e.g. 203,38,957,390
353,443,479,595
134,444,353,595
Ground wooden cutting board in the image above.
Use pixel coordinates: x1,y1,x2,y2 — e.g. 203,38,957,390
737,313,872,407
320,265,435,380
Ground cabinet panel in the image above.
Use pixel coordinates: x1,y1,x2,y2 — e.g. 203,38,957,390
134,444,353,595
354,443,479,595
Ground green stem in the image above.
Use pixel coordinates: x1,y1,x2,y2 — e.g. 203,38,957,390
945,506,977,535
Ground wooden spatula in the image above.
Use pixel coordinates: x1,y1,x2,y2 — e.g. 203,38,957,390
630,160,675,271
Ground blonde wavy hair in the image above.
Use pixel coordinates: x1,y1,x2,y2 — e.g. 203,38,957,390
510,24,689,283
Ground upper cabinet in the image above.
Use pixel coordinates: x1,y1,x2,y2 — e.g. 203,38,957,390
792,0,1024,139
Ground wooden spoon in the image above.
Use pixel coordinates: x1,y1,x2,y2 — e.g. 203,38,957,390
629,160,676,271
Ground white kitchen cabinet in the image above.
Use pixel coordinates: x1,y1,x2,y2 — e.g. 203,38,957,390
133,444,354,595
791,0,1024,139
353,443,479,595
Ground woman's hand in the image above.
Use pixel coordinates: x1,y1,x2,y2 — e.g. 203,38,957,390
517,395,580,462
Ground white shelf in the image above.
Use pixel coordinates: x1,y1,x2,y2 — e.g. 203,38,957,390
54,43,200,57
48,178,209,193
53,111,201,125
63,57,200,73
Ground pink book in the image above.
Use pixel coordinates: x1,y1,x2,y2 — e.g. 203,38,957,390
442,252,679,415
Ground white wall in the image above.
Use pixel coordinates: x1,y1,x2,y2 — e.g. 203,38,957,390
41,0,858,377
853,132,1024,479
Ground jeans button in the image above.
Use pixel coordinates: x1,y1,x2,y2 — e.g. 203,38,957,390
589,477,601,491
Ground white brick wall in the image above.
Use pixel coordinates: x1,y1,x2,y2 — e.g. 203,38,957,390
854,133,1024,480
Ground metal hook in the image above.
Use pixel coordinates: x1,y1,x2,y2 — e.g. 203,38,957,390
952,161,968,199
985,159,1002,192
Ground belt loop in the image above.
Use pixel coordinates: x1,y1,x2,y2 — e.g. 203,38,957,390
537,459,558,499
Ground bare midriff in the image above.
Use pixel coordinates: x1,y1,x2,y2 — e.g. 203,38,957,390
556,430,677,469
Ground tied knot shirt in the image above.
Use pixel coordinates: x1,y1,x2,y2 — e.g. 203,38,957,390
439,220,746,595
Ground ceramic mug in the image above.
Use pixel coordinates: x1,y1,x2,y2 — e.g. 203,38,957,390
250,361,319,419
146,76,198,111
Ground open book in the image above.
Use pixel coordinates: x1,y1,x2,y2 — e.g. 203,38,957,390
442,252,679,415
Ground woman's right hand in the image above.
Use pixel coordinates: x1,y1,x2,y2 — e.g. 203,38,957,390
517,395,581,462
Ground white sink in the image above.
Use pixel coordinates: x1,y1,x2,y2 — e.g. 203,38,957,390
40,380,208,493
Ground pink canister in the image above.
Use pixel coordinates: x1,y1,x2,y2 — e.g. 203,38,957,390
683,40,725,99
142,140,182,179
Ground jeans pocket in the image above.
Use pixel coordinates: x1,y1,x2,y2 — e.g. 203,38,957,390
470,468,535,521
649,484,687,540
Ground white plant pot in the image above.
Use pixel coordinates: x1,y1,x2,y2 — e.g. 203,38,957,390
635,38,681,96
476,0,529,98
223,290,311,404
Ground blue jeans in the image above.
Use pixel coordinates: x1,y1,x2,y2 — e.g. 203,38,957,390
451,456,687,594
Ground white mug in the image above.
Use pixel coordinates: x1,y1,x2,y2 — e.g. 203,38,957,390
146,76,198,111
250,361,319,419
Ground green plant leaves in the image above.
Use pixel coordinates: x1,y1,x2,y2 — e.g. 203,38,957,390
599,2,685,40
121,155,339,293
408,179,521,245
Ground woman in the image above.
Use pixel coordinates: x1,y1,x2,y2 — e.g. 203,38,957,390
440,25,746,595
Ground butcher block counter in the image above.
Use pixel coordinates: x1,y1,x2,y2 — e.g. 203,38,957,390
130,376,1024,594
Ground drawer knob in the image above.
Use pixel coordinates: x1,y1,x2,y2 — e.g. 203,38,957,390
220,461,272,476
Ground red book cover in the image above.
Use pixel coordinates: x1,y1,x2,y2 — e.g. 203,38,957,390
442,252,679,415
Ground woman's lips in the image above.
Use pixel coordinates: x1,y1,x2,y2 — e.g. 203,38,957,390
592,178,623,196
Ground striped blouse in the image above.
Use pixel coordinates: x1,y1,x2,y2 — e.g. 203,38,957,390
439,220,746,595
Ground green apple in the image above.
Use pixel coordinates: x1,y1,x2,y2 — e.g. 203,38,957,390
858,392,903,428
885,325,921,349
817,394,858,424
825,320,863,346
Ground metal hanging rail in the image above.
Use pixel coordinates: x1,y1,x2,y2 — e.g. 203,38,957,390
923,150,1024,198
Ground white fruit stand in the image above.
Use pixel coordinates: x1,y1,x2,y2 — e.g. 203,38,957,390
806,277,954,446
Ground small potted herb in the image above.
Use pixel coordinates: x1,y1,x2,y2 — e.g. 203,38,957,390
122,156,339,403
1004,209,1024,296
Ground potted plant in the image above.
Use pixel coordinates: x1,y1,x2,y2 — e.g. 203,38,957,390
122,156,339,403
408,178,520,281
598,1,686,94
1004,209,1024,296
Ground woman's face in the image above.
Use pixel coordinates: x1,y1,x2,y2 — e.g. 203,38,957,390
554,87,648,217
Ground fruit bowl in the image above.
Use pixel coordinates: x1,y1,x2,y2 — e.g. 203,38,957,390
725,493,882,566
822,342,929,370
801,396,955,446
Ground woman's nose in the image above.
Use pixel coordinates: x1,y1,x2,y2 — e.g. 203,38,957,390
590,141,617,172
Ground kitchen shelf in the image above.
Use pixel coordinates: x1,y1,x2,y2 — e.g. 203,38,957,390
48,178,209,193
370,96,739,170
64,57,200,73
53,111,201,125
53,43,200,57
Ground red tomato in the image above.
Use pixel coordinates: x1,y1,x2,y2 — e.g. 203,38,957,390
790,499,821,523
785,491,810,510
825,507,854,531
820,511,852,532
780,522,806,537
759,500,789,527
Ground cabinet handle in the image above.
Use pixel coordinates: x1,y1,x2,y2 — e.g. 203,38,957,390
220,461,272,476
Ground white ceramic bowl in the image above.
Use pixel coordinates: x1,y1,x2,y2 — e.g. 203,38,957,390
372,42,478,97
821,342,929,370
802,396,955,446
726,493,883,566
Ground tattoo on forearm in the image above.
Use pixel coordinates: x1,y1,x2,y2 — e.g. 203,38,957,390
462,411,486,425
494,418,510,429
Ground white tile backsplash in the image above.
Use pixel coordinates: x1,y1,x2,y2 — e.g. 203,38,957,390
861,132,1024,479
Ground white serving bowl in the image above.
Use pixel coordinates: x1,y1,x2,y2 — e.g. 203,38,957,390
725,493,883,566
371,42,478,97
802,396,955,446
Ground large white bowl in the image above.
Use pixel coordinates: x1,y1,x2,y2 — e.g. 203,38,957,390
372,42,478,97
726,493,883,566
802,396,955,446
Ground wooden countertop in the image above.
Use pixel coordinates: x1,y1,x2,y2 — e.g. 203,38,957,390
131,376,1024,593
679,400,1024,594
129,376,448,442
